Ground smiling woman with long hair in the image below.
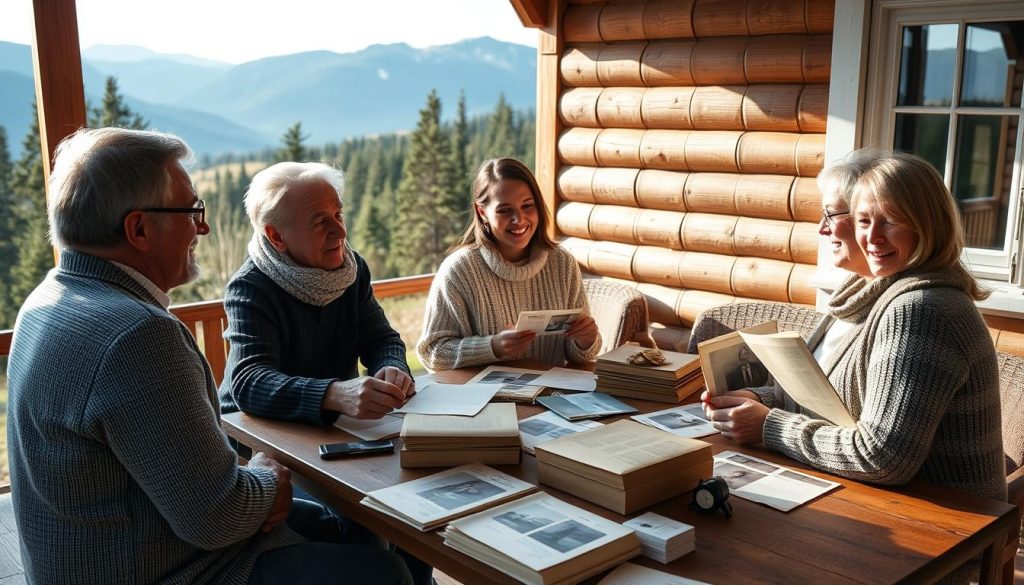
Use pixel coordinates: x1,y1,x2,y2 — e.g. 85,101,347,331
417,158,600,370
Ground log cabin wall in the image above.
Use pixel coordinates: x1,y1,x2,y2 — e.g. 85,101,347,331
545,0,831,348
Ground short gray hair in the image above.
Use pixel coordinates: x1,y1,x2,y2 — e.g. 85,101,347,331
244,162,345,231
47,127,192,249
816,148,886,207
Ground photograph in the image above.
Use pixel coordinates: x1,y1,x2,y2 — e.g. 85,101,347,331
415,474,504,511
544,313,575,333
650,412,703,429
727,453,781,474
528,519,605,553
493,503,565,534
714,461,768,491
780,469,834,488
481,371,539,385
696,321,778,396
724,346,771,391
680,403,709,421
519,418,562,437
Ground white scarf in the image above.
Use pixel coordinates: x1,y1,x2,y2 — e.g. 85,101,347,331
247,232,357,307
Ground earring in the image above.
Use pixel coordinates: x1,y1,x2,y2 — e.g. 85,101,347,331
482,223,491,234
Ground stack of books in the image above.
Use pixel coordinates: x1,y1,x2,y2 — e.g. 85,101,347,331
535,420,713,514
443,492,641,585
623,512,696,563
594,346,704,403
400,403,522,468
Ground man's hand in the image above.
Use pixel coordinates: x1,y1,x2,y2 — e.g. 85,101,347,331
248,452,291,534
490,327,536,360
702,390,769,444
375,366,415,400
564,314,598,350
324,376,405,419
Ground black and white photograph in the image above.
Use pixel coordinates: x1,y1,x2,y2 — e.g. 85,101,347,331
724,345,771,391
714,461,768,491
544,313,575,333
415,473,504,511
780,469,833,488
481,371,540,385
649,412,704,429
528,520,605,553
727,453,781,474
493,503,565,534
519,418,561,437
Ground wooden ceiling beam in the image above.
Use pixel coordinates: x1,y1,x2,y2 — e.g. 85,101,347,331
509,0,549,28
31,0,87,184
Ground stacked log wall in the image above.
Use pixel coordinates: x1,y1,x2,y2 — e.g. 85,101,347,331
551,0,831,340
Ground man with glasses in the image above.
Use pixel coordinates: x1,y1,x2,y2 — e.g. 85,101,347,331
6,128,411,585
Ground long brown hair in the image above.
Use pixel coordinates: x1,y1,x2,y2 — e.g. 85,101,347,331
449,158,556,254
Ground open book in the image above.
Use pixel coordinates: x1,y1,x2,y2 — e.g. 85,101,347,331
696,321,778,397
737,330,857,427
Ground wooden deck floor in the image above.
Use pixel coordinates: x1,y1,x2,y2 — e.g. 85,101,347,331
0,492,1016,584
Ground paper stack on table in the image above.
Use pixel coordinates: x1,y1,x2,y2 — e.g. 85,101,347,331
395,381,498,416
595,346,704,403
623,512,695,564
400,403,522,468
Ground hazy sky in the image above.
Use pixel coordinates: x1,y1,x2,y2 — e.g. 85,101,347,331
0,0,538,63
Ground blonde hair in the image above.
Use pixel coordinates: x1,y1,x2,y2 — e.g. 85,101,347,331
851,151,988,300
450,158,555,254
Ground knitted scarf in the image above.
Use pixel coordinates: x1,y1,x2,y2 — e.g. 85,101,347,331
247,233,357,307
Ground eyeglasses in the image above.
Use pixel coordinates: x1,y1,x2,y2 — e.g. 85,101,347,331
820,208,850,228
138,200,206,224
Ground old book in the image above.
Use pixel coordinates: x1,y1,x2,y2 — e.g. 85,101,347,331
401,403,520,449
534,420,713,514
596,373,705,403
442,492,641,585
737,331,856,427
400,446,521,468
360,464,536,531
696,320,778,396
595,345,702,381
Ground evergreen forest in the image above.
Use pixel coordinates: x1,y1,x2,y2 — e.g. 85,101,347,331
0,79,537,329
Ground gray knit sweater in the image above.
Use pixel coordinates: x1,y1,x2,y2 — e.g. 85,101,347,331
417,244,600,370
7,251,301,584
758,269,1006,501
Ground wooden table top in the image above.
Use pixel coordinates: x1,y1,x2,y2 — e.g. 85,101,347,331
221,364,1017,585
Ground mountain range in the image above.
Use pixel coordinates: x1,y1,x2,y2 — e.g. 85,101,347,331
0,37,536,155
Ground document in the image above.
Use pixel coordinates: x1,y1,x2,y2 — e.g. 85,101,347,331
714,450,840,512
737,331,857,427
361,464,536,531
631,403,717,439
394,382,498,416
518,411,603,455
598,563,709,585
515,309,582,334
334,413,404,440
467,366,546,402
537,392,637,421
531,367,597,392
696,321,778,397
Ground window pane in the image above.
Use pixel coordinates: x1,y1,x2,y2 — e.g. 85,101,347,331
961,22,1024,107
898,23,959,106
894,113,950,171
952,114,1018,249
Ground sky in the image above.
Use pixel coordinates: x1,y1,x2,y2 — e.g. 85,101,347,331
0,0,538,63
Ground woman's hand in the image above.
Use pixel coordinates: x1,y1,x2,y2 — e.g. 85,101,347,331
565,314,598,350
701,389,769,444
490,327,536,360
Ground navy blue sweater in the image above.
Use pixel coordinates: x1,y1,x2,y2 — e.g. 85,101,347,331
219,254,409,425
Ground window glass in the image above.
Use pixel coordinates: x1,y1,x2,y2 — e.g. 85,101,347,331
961,22,1024,108
897,23,959,106
894,112,950,171
952,114,1016,249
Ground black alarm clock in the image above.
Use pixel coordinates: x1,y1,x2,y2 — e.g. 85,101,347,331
690,477,732,518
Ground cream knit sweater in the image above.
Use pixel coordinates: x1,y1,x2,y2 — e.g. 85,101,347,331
417,244,600,370
758,269,1006,501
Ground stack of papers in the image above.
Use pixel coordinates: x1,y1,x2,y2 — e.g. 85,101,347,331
623,512,695,564
595,346,704,403
400,403,522,468
518,411,603,455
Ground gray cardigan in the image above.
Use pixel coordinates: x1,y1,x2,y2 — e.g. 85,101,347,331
6,250,300,585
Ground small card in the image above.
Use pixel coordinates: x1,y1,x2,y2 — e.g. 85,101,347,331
623,512,694,543
515,309,581,334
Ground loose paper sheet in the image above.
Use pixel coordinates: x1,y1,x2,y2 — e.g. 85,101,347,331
631,404,717,439
713,450,840,512
737,331,857,427
515,309,581,334
394,382,498,416
598,563,710,585
518,411,603,454
334,413,404,440
531,367,597,392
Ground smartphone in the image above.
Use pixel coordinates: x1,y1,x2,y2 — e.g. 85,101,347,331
318,439,394,460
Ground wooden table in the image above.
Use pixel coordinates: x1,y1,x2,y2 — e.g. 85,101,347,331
222,366,1018,584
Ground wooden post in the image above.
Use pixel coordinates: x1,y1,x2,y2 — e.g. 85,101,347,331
536,0,562,242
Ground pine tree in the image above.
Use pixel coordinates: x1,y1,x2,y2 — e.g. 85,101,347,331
89,77,147,129
391,90,460,275
0,126,16,328
450,90,470,203
485,94,516,159
278,122,308,162
352,198,391,278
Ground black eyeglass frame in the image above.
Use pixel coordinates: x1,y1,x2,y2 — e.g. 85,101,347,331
820,208,850,228
137,200,206,224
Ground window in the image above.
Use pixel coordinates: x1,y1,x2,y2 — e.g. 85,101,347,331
864,1,1024,282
